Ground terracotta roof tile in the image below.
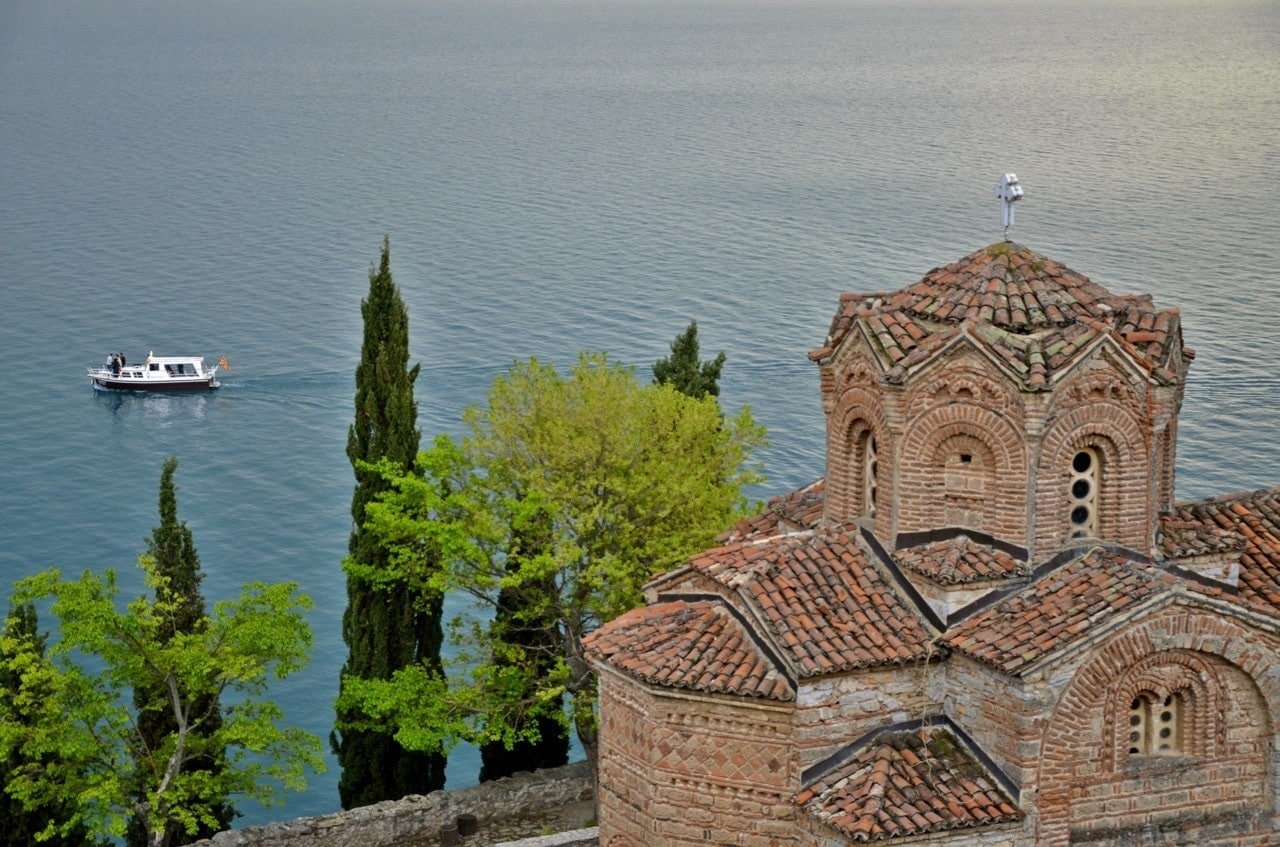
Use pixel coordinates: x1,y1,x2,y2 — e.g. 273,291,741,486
1161,487,1280,611
686,530,938,676
721,478,825,543
584,601,793,701
798,727,1022,841
943,549,1173,675
894,536,1028,586
813,244,1188,389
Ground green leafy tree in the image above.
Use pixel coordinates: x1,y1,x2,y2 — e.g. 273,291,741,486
0,602,102,847
0,564,322,847
478,510,568,782
652,320,726,399
127,458,232,846
338,353,765,783
333,236,446,807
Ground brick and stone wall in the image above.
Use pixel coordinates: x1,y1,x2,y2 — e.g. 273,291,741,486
793,664,941,771
595,668,796,847
942,652,1049,792
1034,606,1280,847
896,359,1029,544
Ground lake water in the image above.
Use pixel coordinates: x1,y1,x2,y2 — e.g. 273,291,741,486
1,0,1277,827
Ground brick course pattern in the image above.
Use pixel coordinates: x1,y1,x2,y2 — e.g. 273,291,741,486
586,243,1280,846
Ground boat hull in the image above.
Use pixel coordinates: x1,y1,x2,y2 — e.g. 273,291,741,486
91,376,219,392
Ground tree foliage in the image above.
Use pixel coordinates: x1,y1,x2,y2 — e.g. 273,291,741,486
128,458,232,846
338,353,765,776
0,602,101,847
333,236,445,807
478,510,569,782
0,563,322,847
652,320,726,399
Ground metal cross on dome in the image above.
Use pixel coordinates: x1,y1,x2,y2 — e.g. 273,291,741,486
994,173,1024,241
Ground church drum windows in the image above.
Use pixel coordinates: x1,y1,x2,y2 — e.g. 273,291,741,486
862,432,878,518
1069,448,1100,538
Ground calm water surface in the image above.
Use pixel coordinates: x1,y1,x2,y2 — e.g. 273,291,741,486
1,0,1277,826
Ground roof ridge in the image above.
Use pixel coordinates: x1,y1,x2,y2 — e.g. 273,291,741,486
1172,484,1280,509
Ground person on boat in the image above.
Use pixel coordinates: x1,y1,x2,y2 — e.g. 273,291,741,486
110,353,121,376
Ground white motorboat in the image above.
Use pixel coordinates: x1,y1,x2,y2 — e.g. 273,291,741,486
88,352,225,392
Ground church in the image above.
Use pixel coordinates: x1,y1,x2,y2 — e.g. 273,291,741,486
584,238,1280,846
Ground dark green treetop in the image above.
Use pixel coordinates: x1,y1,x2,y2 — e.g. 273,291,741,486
129,458,233,846
348,236,421,487
334,236,445,808
652,320,726,399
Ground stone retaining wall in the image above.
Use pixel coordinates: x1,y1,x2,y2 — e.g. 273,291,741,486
491,828,599,847
190,762,592,847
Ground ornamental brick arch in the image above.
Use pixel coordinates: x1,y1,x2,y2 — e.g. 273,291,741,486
1102,650,1226,769
825,387,891,527
820,343,881,411
1046,353,1144,423
898,405,1027,540
1035,608,1280,847
835,352,881,394
1036,402,1148,552
903,358,1024,427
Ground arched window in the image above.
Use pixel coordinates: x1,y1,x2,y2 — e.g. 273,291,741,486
1068,448,1100,538
862,433,878,518
1128,692,1185,756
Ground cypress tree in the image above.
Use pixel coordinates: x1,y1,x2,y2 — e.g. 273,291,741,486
1,603,100,847
652,320,726,399
479,509,569,782
333,237,445,807
127,458,233,847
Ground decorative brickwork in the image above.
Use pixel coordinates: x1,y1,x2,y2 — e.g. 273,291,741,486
1036,396,1151,552
826,380,891,528
595,668,796,847
588,243,1279,847
1034,609,1280,846
898,400,1027,539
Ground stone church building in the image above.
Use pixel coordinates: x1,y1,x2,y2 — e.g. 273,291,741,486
584,243,1280,846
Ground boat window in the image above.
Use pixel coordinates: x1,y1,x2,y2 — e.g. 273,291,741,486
150,363,160,372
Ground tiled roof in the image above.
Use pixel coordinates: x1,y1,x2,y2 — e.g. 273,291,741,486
1161,487,1280,611
584,600,793,701
797,727,1022,841
1159,518,1245,559
894,536,1028,586
684,530,939,676
944,549,1173,675
721,478,825,543
813,244,1186,389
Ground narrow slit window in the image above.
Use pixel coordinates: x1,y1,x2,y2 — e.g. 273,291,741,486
1154,693,1183,755
1128,696,1149,755
862,433,878,519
